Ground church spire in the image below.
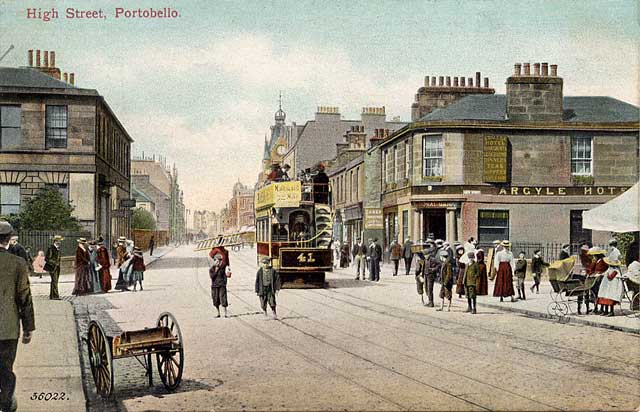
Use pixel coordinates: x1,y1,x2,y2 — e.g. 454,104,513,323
274,91,286,124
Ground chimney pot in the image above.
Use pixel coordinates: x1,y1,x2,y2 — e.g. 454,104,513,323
50,51,55,67
424,76,430,87
36,50,41,67
460,77,466,87
63,72,68,82
28,50,33,67
468,77,473,87
453,77,459,87
431,76,436,86
514,63,522,76
541,62,548,76
70,73,75,85
446,76,451,86
534,63,541,76
43,51,49,68
484,77,489,88
550,64,558,77
523,63,530,76
475,72,481,88
438,76,444,86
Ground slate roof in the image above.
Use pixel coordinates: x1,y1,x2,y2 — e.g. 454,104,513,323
131,185,154,204
419,95,639,123
0,67,94,91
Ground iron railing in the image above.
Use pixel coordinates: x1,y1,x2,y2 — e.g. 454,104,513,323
18,230,92,257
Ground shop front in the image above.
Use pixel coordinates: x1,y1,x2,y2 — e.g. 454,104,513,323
344,203,363,248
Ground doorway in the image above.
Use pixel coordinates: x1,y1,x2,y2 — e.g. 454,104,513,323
422,209,446,240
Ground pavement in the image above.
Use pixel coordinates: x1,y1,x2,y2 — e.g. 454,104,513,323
333,260,640,335
14,245,174,412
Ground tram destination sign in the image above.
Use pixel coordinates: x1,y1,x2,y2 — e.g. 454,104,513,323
483,135,509,183
279,248,333,270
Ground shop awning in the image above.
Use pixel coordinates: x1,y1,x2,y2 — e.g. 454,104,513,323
582,182,639,233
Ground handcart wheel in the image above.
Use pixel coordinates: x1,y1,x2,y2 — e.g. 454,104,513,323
87,320,114,398
156,312,184,391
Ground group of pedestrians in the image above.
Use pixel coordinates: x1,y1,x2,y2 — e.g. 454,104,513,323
347,237,383,281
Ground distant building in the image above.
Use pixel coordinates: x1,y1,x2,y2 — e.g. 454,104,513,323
193,209,222,236
131,155,185,239
0,49,132,245
224,181,254,233
282,106,406,178
378,63,639,248
131,184,156,221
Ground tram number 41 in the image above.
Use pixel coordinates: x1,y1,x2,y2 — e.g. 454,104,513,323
297,252,316,263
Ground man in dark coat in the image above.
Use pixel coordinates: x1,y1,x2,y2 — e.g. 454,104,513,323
209,252,229,318
424,246,442,307
44,235,63,300
255,257,281,318
401,238,414,276
0,221,35,412
149,235,155,256
368,238,382,281
8,235,31,272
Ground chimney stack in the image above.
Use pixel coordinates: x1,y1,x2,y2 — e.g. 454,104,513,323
30,49,62,80
506,62,563,122
28,50,33,66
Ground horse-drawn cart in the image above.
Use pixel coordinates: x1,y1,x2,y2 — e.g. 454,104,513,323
85,312,184,398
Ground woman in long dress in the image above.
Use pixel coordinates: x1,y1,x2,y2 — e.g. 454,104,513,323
455,246,466,298
476,249,489,296
493,240,516,302
596,257,623,316
87,240,103,293
72,238,92,296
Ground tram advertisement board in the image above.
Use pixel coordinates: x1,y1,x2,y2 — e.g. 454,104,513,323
255,181,302,209
279,248,333,270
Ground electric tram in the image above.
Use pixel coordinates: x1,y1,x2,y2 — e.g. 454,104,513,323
254,179,333,287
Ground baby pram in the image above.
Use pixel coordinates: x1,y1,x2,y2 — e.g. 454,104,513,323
547,256,598,316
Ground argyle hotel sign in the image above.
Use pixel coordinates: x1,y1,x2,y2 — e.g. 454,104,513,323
483,136,508,183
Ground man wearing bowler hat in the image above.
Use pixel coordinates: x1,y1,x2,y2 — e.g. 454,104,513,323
0,221,35,412
44,234,64,300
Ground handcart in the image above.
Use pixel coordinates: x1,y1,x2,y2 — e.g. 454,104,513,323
85,312,184,398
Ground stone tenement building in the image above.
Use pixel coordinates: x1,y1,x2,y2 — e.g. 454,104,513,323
0,49,132,244
282,106,406,178
377,62,638,247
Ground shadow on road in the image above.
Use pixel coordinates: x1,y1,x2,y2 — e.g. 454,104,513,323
326,278,382,289
149,256,201,270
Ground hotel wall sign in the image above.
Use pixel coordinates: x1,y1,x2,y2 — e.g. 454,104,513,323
497,186,629,196
364,208,384,229
483,136,509,183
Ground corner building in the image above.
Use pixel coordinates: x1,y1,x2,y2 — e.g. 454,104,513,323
378,63,638,248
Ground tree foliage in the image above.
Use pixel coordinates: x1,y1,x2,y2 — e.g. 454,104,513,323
19,187,82,231
132,207,156,230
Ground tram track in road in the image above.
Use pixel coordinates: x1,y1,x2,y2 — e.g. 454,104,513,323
284,289,637,400
226,251,639,410
225,253,559,411
322,266,640,369
192,255,412,411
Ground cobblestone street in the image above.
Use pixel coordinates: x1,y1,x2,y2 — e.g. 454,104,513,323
56,246,639,412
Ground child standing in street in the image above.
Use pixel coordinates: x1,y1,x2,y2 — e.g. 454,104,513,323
530,249,549,294
131,247,146,292
255,257,281,319
437,250,453,311
209,252,229,318
515,251,527,300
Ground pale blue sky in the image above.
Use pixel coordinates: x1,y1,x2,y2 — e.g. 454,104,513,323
1,0,637,211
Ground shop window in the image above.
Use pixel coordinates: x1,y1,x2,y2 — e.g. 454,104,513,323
0,184,20,215
45,105,68,149
0,106,22,149
571,136,592,176
402,210,409,241
423,135,443,177
478,210,509,243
